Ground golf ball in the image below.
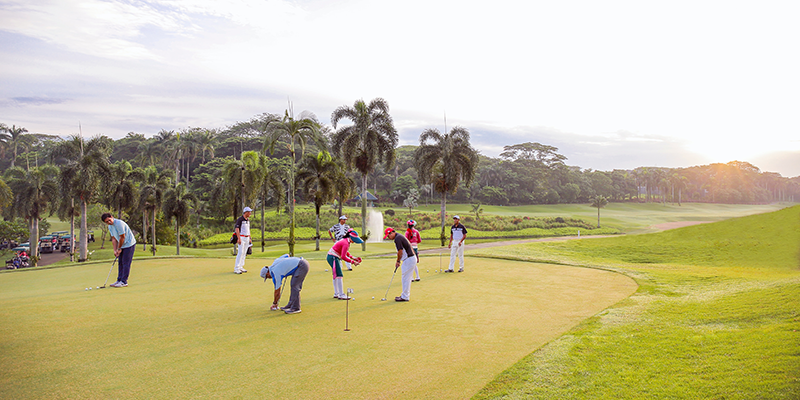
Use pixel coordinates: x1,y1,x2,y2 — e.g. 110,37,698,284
85,288,88,291
96,286,99,289
89,287,92,290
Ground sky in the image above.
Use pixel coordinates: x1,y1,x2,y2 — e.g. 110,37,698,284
1,0,798,177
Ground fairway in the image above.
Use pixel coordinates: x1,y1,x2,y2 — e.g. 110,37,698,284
0,255,636,399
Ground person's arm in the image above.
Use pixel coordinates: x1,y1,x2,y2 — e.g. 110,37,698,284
112,236,121,257
272,287,281,307
235,227,241,244
459,225,467,246
395,249,403,270
448,229,453,248
328,228,335,241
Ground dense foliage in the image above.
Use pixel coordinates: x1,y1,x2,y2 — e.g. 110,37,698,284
1,113,797,254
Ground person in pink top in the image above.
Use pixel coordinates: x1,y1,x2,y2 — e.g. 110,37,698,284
327,229,363,299
405,220,422,281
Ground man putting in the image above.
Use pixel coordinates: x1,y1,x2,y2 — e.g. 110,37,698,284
261,255,310,315
384,227,417,302
447,215,468,272
102,213,136,287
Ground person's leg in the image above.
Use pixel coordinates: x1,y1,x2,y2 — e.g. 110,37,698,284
399,257,416,300
286,259,309,311
234,242,247,272
345,260,352,270
458,242,465,271
412,247,420,279
119,246,134,284
327,255,339,297
448,244,458,271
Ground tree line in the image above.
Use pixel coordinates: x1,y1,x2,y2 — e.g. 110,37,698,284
1,101,798,264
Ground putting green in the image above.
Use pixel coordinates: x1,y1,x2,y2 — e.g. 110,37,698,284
0,255,636,399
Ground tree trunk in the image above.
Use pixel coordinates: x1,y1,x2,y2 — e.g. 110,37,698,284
142,210,147,251
597,207,601,228
151,207,157,256
80,200,88,261
261,193,266,253
315,203,321,251
29,217,39,267
175,220,180,256
361,174,367,251
678,188,682,206
288,154,296,256
70,199,75,262
439,192,447,246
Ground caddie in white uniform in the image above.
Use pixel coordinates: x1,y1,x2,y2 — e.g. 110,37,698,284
328,215,352,270
233,207,253,274
447,215,468,272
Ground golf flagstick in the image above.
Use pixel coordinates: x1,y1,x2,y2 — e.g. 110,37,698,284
98,257,118,289
344,288,353,331
381,265,399,301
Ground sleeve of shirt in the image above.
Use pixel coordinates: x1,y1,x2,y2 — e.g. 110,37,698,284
234,217,242,231
461,224,468,234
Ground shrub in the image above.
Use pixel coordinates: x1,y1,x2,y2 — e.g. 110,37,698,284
385,209,395,216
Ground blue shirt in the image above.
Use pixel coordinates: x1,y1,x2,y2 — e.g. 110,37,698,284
269,256,302,290
108,219,136,249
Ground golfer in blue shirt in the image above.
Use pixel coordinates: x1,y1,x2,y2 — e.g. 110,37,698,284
261,255,310,314
102,213,137,287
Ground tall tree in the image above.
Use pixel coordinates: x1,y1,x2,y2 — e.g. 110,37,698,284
262,108,324,256
52,135,112,261
6,165,60,266
137,166,170,256
590,195,609,228
415,126,478,245
331,98,398,248
6,125,29,168
107,160,141,219
297,151,338,251
162,183,196,255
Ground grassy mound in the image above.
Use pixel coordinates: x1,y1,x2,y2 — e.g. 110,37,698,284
472,205,800,399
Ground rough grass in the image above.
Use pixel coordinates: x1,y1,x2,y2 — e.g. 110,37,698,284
472,205,800,399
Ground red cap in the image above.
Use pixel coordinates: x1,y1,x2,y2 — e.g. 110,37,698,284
383,227,395,239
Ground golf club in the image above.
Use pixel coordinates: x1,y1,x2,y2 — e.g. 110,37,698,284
380,265,399,301
277,276,288,304
345,288,354,331
97,257,118,289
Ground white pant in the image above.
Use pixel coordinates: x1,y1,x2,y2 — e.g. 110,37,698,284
449,242,464,271
235,241,250,270
399,257,417,300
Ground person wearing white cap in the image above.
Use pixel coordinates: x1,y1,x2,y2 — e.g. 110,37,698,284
447,215,468,272
328,215,353,270
233,207,253,274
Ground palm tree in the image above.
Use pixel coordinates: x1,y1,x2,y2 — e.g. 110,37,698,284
137,166,170,256
262,108,324,256
194,129,217,163
331,98,398,249
107,160,141,219
162,183,196,255
136,139,162,168
0,177,12,212
590,195,608,228
6,125,29,168
6,165,60,266
415,126,478,245
52,135,112,261
258,158,284,252
331,166,355,218
297,151,338,251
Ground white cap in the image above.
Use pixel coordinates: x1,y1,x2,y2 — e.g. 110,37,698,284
339,215,347,220
453,215,460,219
243,207,253,213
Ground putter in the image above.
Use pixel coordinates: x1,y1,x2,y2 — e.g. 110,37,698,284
97,257,118,289
381,266,399,301
277,277,288,305
345,288,354,331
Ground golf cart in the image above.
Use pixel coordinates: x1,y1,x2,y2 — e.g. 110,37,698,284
39,236,55,254
5,247,30,269
60,235,72,253
51,231,68,250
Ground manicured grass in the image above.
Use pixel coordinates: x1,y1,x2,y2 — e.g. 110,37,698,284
471,205,800,399
0,256,635,399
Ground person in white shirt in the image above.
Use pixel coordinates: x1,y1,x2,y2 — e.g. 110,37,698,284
447,215,468,273
233,207,253,274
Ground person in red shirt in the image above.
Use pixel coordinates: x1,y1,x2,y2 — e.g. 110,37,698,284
326,229,363,299
405,220,422,281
